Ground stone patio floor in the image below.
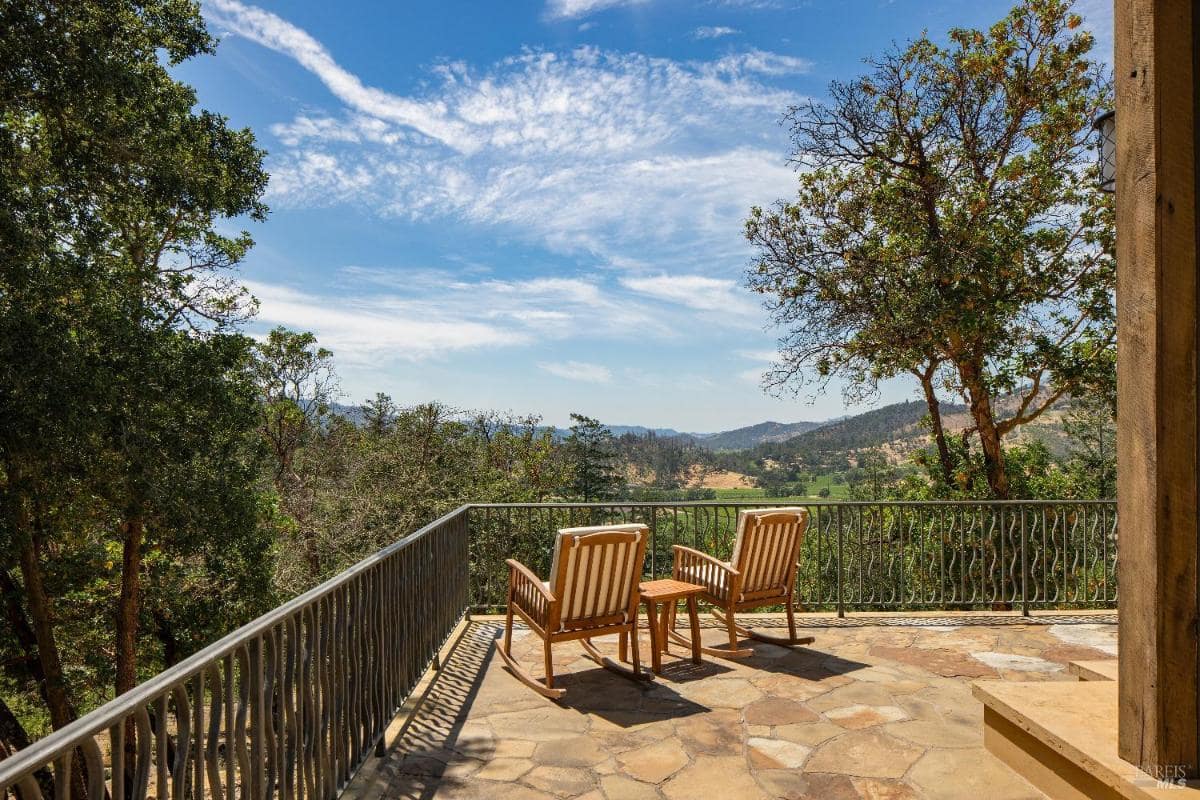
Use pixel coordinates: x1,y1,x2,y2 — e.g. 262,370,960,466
366,613,1118,800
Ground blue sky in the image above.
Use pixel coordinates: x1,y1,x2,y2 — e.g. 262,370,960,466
184,0,1112,432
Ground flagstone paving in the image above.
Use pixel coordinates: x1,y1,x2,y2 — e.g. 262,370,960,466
374,614,1117,800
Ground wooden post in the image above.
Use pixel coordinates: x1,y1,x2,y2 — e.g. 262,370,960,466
1116,0,1200,777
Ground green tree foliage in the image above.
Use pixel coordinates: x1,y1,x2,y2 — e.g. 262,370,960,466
565,414,622,501
746,0,1114,498
253,327,338,482
1061,395,1116,498
0,0,272,761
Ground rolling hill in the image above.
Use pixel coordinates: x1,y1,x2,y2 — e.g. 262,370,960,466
691,420,825,451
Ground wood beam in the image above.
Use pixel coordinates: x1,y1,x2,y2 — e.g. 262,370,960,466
1116,0,1200,776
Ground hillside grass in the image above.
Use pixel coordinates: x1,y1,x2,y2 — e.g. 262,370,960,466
713,474,851,501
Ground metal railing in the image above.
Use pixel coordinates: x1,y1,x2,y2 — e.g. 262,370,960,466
467,501,1118,613
0,499,1116,800
0,507,470,800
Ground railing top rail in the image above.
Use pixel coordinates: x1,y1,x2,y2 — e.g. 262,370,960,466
467,499,1117,508
0,504,472,784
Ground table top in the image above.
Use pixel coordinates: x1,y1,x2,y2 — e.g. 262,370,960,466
639,578,705,600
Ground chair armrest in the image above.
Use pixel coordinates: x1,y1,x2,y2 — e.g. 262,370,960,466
507,558,554,628
672,545,738,600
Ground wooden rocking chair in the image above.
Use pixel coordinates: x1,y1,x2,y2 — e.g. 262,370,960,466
670,507,814,658
499,523,651,698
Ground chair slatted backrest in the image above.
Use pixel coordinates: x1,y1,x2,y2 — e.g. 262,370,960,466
549,524,648,631
730,508,809,599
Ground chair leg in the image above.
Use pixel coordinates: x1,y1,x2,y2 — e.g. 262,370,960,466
504,601,514,655
630,623,642,676
725,603,740,652
786,601,797,641
543,638,555,689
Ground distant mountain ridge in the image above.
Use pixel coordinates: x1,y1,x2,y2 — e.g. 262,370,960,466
690,420,824,451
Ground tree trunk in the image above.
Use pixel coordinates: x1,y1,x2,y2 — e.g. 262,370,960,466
115,510,143,697
17,536,74,733
916,367,955,486
959,361,1011,499
0,568,48,689
0,695,55,800
0,694,32,755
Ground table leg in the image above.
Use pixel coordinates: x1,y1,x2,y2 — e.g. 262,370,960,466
686,595,701,665
645,600,662,674
660,601,670,655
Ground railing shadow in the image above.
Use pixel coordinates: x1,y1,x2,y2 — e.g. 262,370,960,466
387,622,496,800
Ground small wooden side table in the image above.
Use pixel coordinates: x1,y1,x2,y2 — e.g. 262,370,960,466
635,579,705,674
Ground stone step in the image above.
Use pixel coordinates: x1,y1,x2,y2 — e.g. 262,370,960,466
973,679,1200,800
1068,659,1118,681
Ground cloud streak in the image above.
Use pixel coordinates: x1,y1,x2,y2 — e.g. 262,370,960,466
538,360,613,383
544,0,649,20
204,0,806,271
692,25,740,39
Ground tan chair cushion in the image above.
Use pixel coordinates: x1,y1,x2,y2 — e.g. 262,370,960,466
731,508,808,597
549,523,647,629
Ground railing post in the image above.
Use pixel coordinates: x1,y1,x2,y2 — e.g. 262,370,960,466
1020,505,1030,616
836,504,845,618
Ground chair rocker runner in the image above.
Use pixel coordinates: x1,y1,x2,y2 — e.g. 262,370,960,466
500,523,651,698
670,507,814,659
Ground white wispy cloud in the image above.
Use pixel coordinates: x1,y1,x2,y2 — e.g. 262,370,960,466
242,269,703,366
737,348,777,384
205,0,476,152
203,0,806,270
692,25,740,39
544,0,648,20
244,280,529,362
620,274,760,315
712,48,811,76
538,360,613,383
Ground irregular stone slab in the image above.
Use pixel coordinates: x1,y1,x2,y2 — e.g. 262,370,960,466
883,718,981,749
753,769,812,799
807,681,898,712
616,738,689,784
661,756,769,800
792,772,861,800
1046,623,1118,656
774,721,847,747
491,739,538,759
533,735,608,768
871,645,998,678
677,677,764,709
599,774,660,800
970,651,1064,673
907,747,1042,800
851,777,920,799
474,757,534,782
751,672,851,700
674,708,743,756
824,704,909,729
1041,643,1119,665
489,708,589,742
743,696,819,726
522,765,596,797
746,736,811,769
436,781,560,800
806,730,923,778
